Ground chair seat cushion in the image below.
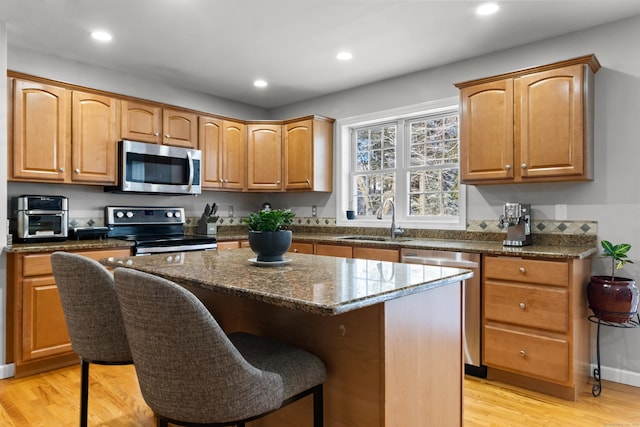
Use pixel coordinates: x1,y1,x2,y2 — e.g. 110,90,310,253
229,332,327,401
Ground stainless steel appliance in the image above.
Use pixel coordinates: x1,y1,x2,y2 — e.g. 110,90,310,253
105,140,202,195
499,202,532,246
400,248,486,377
105,206,217,255
10,195,69,242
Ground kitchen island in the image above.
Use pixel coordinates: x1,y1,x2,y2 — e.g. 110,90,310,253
102,248,472,427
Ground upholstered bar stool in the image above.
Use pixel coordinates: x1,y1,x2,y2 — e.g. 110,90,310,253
113,267,326,427
50,252,133,427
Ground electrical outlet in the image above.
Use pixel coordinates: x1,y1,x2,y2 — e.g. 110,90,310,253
312,205,317,217
228,205,234,218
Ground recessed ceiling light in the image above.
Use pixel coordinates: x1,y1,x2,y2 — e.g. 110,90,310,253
337,52,353,61
254,79,268,88
476,3,499,16
91,31,112,42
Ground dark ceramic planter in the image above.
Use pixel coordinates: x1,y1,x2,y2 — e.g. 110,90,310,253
587,275,639,323
248,230,292,262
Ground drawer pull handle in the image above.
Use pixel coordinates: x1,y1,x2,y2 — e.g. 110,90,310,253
519,267,526,274
519,302,526,310
519,350,526,357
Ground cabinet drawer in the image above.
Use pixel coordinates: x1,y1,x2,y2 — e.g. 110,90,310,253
484,281,569,332
22,248,131,277
484,325,569,383
484,256,568,286
289,242,314,254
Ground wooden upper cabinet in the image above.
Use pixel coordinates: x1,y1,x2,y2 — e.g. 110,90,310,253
247,123,282,191
163,108,198,148
455,54,599,185
459,79,514,182
71,91,119,184
11,79,70,182
121,100,162,143
283,116,334,191
199,115,223,189
517,64,586,179
221,120,247,191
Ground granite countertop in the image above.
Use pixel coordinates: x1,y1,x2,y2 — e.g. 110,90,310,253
3,238,134,254
216,232,598,259
100,247,473,316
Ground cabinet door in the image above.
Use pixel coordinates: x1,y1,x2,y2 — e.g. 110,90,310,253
11,79,70,182
221,120,247,191
71,91,119,184
517,64,585,180
163,108,198,148
315,244,352,258
121,100,161,143
199,115,223,189
247,124,282,191
459,79,514,183
21,276,73,362
283,119,313,190
289,242,314,254
353,247,400,262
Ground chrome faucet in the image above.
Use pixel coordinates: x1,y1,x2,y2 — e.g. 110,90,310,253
376,199,405,239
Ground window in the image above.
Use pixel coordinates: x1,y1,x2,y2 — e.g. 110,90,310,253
336,98,465,230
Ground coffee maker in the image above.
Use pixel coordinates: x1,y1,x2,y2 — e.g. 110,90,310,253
499,203,532,246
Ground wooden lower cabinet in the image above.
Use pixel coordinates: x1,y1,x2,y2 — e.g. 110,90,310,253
314,243,353,258
217,240,250,250
288,242,314,254
482,255,591,400
6,248,131,377
353,247,399,262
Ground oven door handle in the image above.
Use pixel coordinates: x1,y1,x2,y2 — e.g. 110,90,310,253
186,151,194,193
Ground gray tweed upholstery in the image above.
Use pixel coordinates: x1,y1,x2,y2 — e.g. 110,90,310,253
51,251,132,363
113,267,326,425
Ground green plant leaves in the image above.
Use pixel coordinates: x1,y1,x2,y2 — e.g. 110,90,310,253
601,239,633,279
243,209,295,232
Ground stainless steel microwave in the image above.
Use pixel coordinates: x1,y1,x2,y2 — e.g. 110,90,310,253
105,140,202,195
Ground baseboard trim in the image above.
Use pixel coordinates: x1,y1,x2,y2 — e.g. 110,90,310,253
592,363,640,388
0,363,15,379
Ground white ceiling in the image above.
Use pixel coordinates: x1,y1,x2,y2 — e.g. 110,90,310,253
2,0,640,109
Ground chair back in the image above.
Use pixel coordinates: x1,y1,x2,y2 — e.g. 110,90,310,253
51,251,131,363
113,268,284,424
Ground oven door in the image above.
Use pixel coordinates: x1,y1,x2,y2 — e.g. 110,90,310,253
14,211,68,242
133,237,217,255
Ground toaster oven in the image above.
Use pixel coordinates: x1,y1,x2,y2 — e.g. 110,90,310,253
10,195,69,242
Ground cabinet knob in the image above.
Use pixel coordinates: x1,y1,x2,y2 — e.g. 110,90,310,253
306,179,311,187
505,164,511,170
521,163,527,169
276,180,281,184
154,132,159,136
519,350,526,357
293,248,299,253
59,167,65,172
519,302,526,310
74,168,80,174
519,267,526,274
165,134,170,138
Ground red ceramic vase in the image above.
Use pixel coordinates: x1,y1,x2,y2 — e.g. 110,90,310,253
587,275,639,323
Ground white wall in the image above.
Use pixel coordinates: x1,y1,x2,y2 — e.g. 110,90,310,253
270,15,640,386
4,15,640,386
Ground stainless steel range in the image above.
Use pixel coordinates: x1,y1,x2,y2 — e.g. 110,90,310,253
105,206,217,255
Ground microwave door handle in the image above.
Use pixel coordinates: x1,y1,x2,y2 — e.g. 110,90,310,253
186,151,194,192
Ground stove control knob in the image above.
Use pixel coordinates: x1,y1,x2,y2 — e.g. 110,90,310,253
116,211,124,218
126,211,134,218
166,212,174,218
174,211,181,218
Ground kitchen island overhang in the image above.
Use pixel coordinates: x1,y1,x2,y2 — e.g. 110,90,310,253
101,247,473,316
101,248,471,427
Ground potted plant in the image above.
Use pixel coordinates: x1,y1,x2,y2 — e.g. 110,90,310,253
243,208,295,262
587,240,638,322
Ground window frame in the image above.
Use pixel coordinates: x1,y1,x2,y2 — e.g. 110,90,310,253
336,97,466,230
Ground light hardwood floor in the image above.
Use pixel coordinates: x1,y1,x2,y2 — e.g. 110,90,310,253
1,364,639,426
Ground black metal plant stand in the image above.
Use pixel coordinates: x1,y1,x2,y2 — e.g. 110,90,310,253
587,312,640,397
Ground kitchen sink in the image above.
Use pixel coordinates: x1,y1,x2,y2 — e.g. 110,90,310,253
336,235,414,242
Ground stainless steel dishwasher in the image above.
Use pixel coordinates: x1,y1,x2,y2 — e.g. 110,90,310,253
401,248,486,377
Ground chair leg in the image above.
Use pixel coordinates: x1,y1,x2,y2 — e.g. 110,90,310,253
313,384,324,427
80,359,89,427
157,417,169,427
